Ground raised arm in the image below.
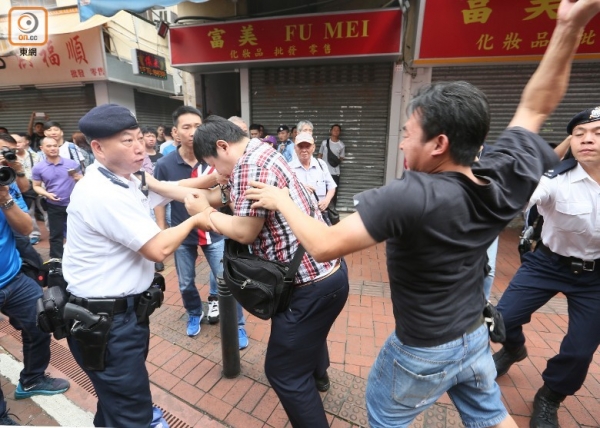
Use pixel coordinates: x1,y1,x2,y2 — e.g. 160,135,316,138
509,0,600,133
245,181,377,261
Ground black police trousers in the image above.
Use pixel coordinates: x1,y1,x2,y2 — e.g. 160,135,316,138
496,248,600,396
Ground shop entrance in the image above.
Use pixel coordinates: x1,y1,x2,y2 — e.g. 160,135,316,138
201,72,241,119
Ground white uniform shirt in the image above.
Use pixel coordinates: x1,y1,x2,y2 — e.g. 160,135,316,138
528,163,600,260
289,157,336,199
63,161,170,298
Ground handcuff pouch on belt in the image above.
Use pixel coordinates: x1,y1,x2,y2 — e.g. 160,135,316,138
64,301,112,371
136,273,165,324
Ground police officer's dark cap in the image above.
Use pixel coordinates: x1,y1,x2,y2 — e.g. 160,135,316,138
277,125,289,133
79,104,139,139
566,106,600,135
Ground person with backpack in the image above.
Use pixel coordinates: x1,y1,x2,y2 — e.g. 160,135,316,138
43,121,87,173
318,124,345,207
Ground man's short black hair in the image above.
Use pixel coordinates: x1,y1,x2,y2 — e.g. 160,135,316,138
141,126,157,136
330,124,342,131
172,106,202,127
44,120,62,130
34,121,44,127
0,133,17,144
408,81,490,167
249,123,261,132
0,127,9,134
193,115,247,160
163,125,174,138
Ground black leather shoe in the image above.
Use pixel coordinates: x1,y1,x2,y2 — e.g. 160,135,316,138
493,345,527,377
155,262,165,272
530,385,566,428
315,372,330,392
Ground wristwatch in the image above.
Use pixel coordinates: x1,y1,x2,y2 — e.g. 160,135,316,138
0,198,15,210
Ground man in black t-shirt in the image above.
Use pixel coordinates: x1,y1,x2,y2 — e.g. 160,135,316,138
245,2,600,427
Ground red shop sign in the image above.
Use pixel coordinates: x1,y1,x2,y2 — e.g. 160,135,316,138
415,0,600,65
170,9,402,68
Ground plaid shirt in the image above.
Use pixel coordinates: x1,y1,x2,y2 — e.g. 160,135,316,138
230,139,334,284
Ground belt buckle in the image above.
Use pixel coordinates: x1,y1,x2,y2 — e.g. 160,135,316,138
583,260,595,272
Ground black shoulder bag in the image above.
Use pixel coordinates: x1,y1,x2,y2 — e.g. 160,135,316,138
223,239,306,320
315,159,340,225
325,138,341,168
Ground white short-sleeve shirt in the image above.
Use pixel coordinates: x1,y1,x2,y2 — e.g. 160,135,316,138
63,161,170,298
528,163,600,260
289,157,336,199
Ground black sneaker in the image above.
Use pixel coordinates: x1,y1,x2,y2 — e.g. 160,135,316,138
0,410,19,426
14,374,70,399
530,385,566,428
315,372,330,392
493,345,527,377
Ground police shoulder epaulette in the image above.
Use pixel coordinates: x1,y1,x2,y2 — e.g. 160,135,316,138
543,157,577,178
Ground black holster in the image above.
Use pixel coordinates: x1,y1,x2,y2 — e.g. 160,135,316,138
64,302,112,371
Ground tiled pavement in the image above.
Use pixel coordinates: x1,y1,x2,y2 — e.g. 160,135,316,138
1,220,599,427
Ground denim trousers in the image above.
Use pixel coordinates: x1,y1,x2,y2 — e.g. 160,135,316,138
174,240,244,324
483,236,499,299
46,203,67,259
366,324,507,428
0,273,51,415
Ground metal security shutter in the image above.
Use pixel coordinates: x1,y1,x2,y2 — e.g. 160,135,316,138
432,63,600,145
250,63,393,211
134,91,183,129
0,85,96,136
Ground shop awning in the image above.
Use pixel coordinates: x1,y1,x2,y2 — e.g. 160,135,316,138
78,0,208,22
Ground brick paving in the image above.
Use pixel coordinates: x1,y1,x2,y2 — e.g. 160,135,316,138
0,220,599,427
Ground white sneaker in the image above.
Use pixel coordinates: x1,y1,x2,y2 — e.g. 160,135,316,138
207,296,219,324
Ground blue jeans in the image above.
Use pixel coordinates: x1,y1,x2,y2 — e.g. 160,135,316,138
483,236,499,299
174,240,244,325
366,324,507,428
0,273,51,415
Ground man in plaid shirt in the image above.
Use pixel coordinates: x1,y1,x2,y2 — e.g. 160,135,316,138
183,116,349,428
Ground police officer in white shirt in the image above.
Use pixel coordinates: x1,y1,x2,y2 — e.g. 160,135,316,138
63,104,206,428
289,132,336,222
494,106,600,428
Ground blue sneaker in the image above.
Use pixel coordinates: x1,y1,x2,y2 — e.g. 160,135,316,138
238,327,249,350
30,236,40,245
186,312,203,337
15,374,70,399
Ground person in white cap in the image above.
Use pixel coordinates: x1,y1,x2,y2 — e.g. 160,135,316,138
289,132,336,224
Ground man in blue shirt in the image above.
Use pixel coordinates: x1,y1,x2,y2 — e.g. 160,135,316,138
0,178,70,425
276,125,295,163
154,106,247,347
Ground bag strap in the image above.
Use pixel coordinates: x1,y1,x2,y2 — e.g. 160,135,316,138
315,158,329,192
284,244,306,282
283,207,314,282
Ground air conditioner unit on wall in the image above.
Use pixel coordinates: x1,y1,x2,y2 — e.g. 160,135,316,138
149,8,178,24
